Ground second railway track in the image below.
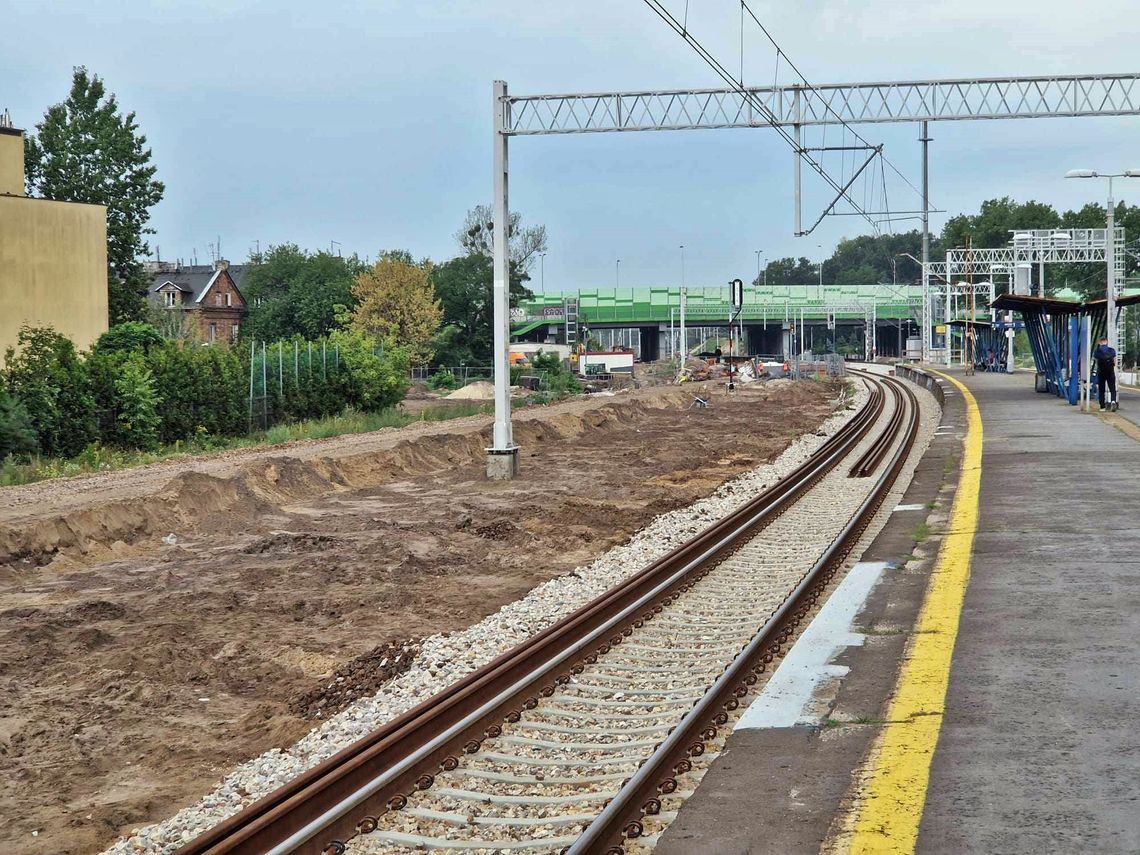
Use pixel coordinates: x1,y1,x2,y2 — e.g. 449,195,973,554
177,369,923,855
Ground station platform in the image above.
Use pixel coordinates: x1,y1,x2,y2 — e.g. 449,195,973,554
658,368,1140,854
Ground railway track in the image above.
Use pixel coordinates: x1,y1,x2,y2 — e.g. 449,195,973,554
177,369,921,855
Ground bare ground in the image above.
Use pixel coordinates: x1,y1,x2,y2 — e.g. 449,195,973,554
0,380,839,853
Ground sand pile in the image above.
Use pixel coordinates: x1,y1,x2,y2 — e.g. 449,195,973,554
445,380,495,400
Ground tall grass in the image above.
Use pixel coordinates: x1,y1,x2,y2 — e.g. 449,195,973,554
0,402,492,488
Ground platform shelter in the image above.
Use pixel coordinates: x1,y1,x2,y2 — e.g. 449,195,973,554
991,292,1140,404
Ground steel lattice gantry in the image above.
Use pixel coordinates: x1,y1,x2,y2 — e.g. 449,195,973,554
484,73,1140,477
505,74,1140,133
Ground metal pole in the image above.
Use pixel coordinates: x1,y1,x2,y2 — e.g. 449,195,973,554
261,341,267,429
679,245,686,363
920,120,931,362
1106,177,1117,354
793,88,802,235
488,80,516,478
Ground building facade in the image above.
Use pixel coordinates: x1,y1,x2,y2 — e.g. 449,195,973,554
0,119,109,362
147,261,249,344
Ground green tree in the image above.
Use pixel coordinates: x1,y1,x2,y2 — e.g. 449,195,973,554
326,328,410,412
240,244,365,341
0,389,38,460
93,321,164,355
3,326,97,457
113,356,162,450
431,253,534,364
761,257,819,288
24,67,165,324
940,198,1060,251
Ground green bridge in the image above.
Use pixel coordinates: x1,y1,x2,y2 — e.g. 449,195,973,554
513,285,923,359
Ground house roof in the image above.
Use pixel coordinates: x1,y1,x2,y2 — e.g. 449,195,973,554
147,264,249,307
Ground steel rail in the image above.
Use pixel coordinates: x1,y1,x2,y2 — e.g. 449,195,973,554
177,375,890,855
848,375,905,477
568,371,920,853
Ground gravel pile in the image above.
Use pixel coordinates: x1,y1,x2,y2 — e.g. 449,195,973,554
105,384,866,855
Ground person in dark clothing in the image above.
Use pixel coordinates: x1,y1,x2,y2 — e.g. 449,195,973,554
1093,337,1118,411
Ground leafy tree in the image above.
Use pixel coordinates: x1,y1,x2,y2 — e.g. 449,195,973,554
326,329,410,412
240,244,365,341
941,198,1060,250
3,326,97,457
432,253,534,365
93,321,164,355
0,389,38,460
456,204,548,272
760,257,819,288
112,355,162,450
24,67,165,324
351,253,442,364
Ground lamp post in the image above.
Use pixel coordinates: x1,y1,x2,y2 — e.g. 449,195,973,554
1064,169,1140,353
679,246,686,362
754,249,764,288
616,258,621,288
817,244,824,300
540,252,546,294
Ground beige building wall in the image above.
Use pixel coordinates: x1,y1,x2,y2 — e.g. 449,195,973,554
0,129,24,196
0,196,109,360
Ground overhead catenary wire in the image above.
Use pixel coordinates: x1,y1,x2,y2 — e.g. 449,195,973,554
739,0,928,211
641,0,883,235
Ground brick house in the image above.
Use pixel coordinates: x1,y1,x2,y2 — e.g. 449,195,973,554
147,260,248,344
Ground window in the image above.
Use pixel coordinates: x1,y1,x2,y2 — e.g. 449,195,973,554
231,324,240,342
208,323,217,343
164,290,178,307
225,292,232,307
215,293,223,306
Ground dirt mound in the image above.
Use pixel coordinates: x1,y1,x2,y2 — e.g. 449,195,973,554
0,390,696,571
445,380,495,400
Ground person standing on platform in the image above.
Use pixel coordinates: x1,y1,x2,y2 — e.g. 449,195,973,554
1094,336,1118,411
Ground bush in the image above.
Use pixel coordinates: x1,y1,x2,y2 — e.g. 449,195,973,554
149,341,245,443
94,321,164,355
0,388,38,460
531,350,582,397
4,326,97,457
327,329,410,412
113,356,162,450
427,370,458,391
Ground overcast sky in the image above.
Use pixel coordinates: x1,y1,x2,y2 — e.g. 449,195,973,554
5,0,1140,290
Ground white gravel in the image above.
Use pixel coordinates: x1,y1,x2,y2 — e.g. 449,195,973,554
104,380,867,855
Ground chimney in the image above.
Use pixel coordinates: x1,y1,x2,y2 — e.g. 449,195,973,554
0,111,25,197
215,258,230,271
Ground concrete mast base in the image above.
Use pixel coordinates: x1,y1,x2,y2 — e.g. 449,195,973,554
485,447,520,480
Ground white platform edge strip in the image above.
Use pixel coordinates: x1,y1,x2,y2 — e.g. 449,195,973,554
734,561,890,729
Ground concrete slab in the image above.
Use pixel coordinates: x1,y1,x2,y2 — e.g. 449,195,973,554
917,370,1140,854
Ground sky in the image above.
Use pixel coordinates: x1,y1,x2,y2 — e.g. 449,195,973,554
4,0,1140,291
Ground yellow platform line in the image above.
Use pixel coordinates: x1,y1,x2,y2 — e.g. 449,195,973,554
840,370,983,854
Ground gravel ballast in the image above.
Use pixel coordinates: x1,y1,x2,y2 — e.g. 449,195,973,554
105,382,865,854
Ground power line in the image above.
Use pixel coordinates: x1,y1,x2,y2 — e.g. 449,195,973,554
641,0,883,235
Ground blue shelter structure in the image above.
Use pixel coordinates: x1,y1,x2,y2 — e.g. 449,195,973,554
991,292,1140,404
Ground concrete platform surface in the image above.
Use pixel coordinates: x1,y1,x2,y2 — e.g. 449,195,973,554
917,370,1140,853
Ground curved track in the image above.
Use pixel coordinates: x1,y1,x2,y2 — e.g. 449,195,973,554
177,370,921,855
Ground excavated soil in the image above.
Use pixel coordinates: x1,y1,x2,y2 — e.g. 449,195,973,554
0,380,839,853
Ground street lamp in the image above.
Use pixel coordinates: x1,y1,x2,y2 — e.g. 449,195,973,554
540,252,546,294
679,245,686,363
616,258,621,288
1065,169,1140,351
817,244,824,299
754,249,764,288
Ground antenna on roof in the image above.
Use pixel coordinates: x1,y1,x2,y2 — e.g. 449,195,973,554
0,109,12,129
193,247,198,266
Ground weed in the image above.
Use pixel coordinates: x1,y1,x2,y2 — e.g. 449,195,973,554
913,521,931,543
